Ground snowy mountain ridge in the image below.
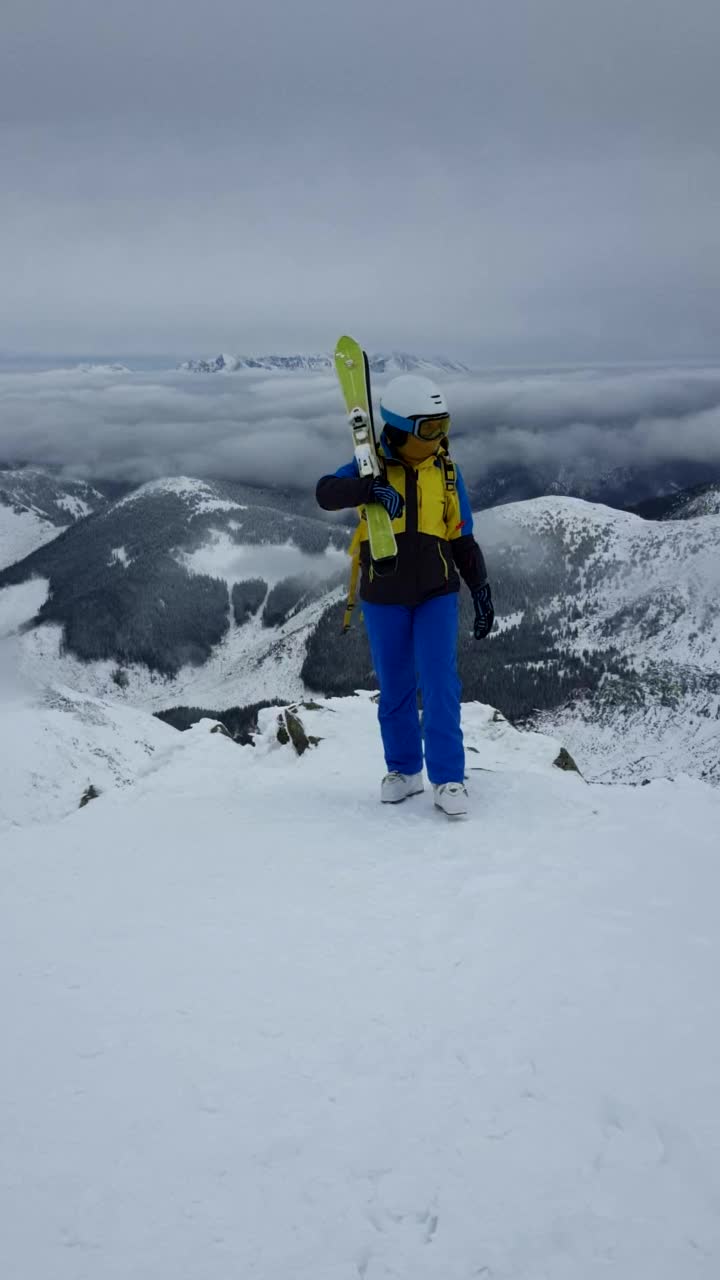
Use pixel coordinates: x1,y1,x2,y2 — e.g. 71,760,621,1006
0,467,106,570
629,481,720,522
471,457,720,516
0,467,104,523
0,571,572,831
474,496,720,782
113,475,243,515
0,474,349,687
178,351,470,375
72,362,131,375
2,477,720,785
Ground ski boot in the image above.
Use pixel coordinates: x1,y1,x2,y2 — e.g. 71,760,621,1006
432,782,469,817
381,771,424,804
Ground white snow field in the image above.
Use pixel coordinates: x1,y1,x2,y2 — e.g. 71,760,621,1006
2,695,720,1279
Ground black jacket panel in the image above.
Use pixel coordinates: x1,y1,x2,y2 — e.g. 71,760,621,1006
358,532,460,607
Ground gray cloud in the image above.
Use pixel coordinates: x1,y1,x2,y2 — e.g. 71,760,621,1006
1,0,719,360
2,363,720,496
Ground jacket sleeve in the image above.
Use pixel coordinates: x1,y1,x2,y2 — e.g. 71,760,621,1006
451,535,488,592
449,465,489,591
316,460,375,512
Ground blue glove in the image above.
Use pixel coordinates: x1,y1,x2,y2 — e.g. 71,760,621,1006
370,476,404,521
472,583,494,639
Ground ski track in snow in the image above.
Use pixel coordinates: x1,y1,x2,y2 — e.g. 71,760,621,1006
1,696,720,1279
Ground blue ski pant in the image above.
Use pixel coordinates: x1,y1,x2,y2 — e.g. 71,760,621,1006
362,593,464,785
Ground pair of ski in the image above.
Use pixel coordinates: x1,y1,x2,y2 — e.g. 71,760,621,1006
334,335,397,573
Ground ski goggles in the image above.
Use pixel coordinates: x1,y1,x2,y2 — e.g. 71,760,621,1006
382,406,450,441
412,414,451,441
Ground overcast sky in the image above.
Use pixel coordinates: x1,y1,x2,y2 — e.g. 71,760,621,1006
2,0,719,360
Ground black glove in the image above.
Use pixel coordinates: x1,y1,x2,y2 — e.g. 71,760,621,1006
370,476,404,521
472,583,494,639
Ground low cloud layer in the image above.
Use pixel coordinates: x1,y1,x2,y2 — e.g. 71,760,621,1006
2,362,720,497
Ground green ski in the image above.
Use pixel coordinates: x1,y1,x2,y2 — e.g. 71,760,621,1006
334,335,398,570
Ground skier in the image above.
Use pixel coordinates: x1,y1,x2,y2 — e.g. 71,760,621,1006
316,373,494,816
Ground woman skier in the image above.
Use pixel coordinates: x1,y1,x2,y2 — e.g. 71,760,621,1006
316,374,494,816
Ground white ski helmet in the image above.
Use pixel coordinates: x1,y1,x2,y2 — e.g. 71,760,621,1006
380,374,450,439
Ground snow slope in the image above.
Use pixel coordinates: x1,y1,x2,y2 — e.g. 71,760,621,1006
0,682,179,829
0,499,59,570
668,484,720,519
0,475,351,713
476,496,720,782
1,695,719,1279
13,557,345,713
0,581,180,829
480,495,720,669
630,482,720,522
0,467,106,569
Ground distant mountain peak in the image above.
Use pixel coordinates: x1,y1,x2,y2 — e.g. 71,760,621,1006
72,363,131,375
369,352,470,375
178,352,469,376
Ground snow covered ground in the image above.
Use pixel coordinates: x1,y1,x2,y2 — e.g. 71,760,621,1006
2,690,720,1278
